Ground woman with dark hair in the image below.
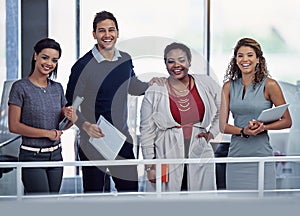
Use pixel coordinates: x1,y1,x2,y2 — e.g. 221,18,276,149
140,42,220,192
8,38,76,194
29,38,62,79
219,38,292,190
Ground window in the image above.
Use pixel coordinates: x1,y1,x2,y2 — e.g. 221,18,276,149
211,0,300,85
48,0,77,91
0,0,6,97
79,0,208,158
210,0,300,155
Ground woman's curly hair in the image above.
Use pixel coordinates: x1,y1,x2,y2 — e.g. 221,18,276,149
224,38,269,88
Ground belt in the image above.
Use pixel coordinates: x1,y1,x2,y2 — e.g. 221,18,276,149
20,144,62,153
173,123,205,129
174,123,194,128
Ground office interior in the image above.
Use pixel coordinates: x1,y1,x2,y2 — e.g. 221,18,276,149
1,0,300,214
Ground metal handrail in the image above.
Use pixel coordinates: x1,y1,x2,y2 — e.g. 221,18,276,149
0,134,21,148
1,156,300,199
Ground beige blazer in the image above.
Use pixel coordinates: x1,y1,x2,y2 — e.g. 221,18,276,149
140,74,221,192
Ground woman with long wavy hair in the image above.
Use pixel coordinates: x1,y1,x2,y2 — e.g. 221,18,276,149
219,38,292,190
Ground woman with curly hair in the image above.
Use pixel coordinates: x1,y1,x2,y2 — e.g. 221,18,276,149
140,42,220,191
219,38,292,190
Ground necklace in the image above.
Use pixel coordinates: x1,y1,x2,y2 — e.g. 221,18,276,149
40,87,47,93
169,76,192,112
28,77,48,93
170,78,190,96
178,99,190,112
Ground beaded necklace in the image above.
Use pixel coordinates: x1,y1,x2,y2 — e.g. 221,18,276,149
168,76,192,112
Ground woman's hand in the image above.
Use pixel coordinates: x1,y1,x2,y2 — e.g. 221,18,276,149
145,164,156,183
196,131,213,142
248,119,260,130
49,129,63,141
63,106,78,123
244,120,266,136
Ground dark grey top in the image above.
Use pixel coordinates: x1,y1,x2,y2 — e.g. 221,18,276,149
8,78,67,147
65,46,148,143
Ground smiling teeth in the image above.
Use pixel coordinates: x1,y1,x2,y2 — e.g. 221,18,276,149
242,64,250,66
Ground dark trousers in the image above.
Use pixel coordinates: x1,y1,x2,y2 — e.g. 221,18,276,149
181,164,188,191
19,148,63,194
78,142,138,193
214,143,229,190
180,139,190,191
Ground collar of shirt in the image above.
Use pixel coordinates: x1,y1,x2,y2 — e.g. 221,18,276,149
92,44,122,63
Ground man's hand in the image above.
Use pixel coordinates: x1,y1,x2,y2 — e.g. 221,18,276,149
82,121,104,138
148,77,167,86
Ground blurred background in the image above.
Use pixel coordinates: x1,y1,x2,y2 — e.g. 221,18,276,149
1,0,300,193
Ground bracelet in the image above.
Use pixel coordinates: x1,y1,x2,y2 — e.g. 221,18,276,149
53,129,59,140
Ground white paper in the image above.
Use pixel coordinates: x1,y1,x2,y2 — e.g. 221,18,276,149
89,115,126,160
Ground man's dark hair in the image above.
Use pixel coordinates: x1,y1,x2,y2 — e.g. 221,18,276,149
93,11,119,32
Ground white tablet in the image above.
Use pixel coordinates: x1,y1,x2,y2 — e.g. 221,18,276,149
257,103,289,123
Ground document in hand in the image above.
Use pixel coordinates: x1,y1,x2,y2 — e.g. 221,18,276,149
257,103,289,123
59,96,84,130
89,115,126,160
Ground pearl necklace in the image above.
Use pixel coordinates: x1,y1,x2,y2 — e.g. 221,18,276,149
169,76,192,112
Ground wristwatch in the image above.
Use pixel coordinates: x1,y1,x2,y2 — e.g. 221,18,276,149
240,128,249,138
